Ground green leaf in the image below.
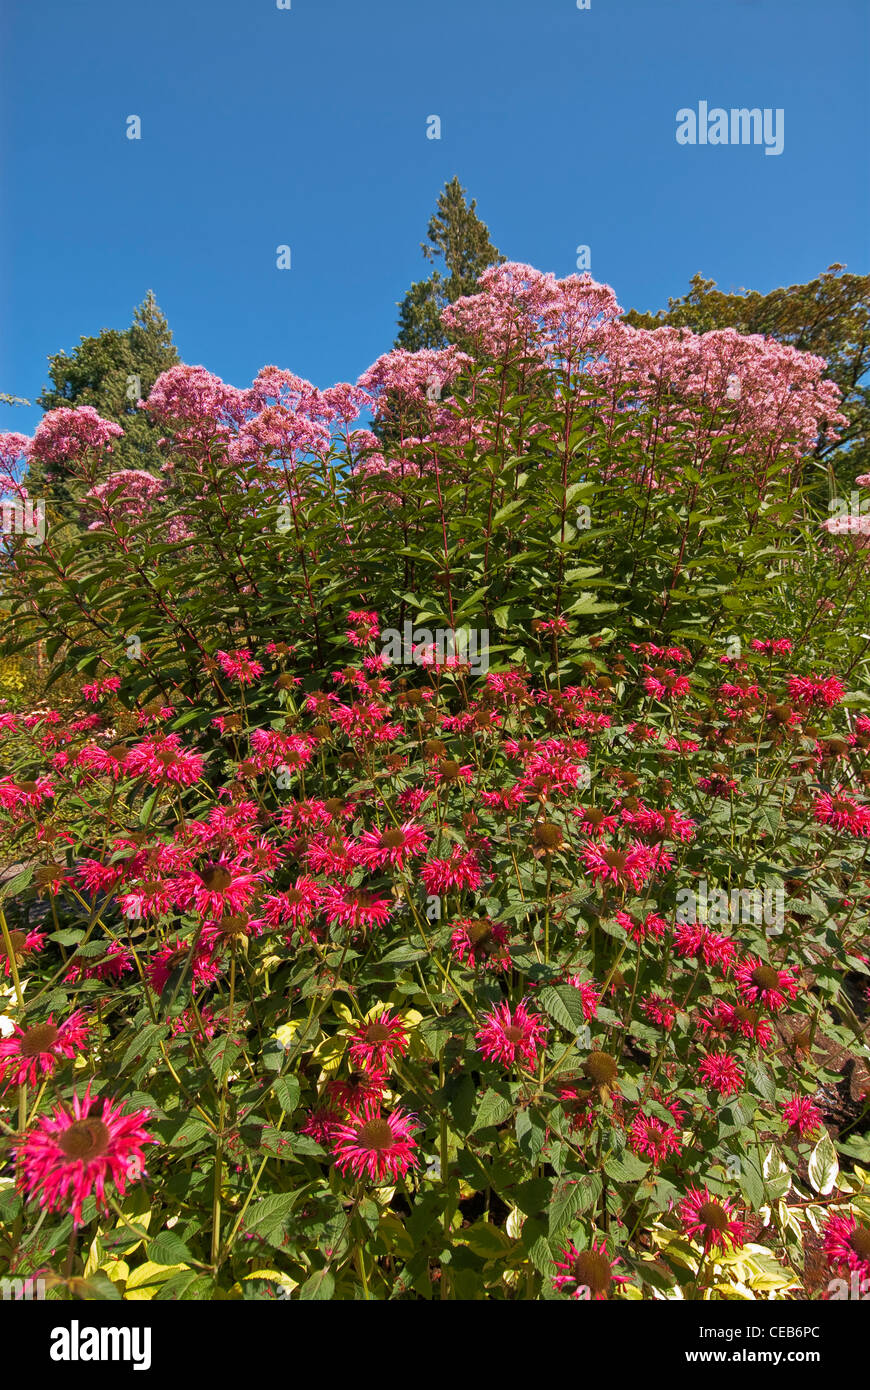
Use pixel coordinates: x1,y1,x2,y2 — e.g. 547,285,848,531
147,1231,195,1267
537,984,587,1032
807,1132,839,1195
472,1088,513,1131
299,1269,335,1300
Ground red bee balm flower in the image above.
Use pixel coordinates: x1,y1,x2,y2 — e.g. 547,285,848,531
476,999,547,1069
582,839,654,893
782,1094,823,1138
352,821,429,870
348,1011,409,1070
733,956,799,1012
813,790,870,837
216,648,264,684
0,1012,89,1090
679,1186,747,1253
331,1102,418,1182
698,1052,744,1097
823,1214,870,1283
553,1241,630,1300
628,1112,682,1167
420,848,483,895
322,885,393,932
16,1086,155,1225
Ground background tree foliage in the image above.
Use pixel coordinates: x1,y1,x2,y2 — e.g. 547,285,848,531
395,177,504,351
29,291,179,505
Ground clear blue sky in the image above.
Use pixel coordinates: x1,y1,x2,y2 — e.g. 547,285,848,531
1,0,867,437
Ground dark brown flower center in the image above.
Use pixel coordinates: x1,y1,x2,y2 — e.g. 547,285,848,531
503,1025,526,1043
467,920,494,950
356,1118,393,1151
20,1024,59,1056
0,930,28,958
199,865,232,891
849,1225,870,1260
364,1022,392,1043
533,822,563,849
220,914,248,936
439,759,461,781
570,1250,612,1296
750,965,780,992
58,1118,111,1161
584,807,607,825
155,750,178,767
380,829,406,849
602,849,628,870
583,1051,619,1086
698,1201,730,1232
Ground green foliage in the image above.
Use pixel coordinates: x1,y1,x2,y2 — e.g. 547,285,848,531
395,178,504,350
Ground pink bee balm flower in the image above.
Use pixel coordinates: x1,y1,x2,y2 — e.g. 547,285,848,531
628,1112,682,1167
733,955,799,1012
616,909,668,944
673,921,736,973
553,1240,630,1300
582,839,654,893
301,1106,343,1146
450,917,511,970
0,776,55,812
640,994,678,1031
64,941,134,984
823,1213,870,1283
786,673,846,707
643,669,691,701
185,858,263,919
16,1086,155,1225
146,937,223,995
262,877,322,935
475,998,547,1069
348,1011,409,1071
679,1186,747,1254
0,1012,89,1090
352,821,429,871
782,1093,823,1138
751,638,792,656
216,648,264,684
125,734,204,787
1,927,46,977
326,1068,388,1116
80,675,122,703
698,1051,744,1097
75,743,129,780
322,884,393,932
331,1102,418,1183
813,790,870,837
420,847,483,895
